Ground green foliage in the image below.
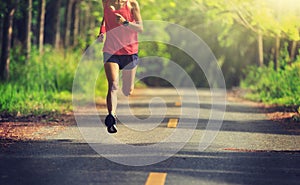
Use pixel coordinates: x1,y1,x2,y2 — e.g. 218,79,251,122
2,0,300,114
0,46,107,115
202,0,300,39
241,57,300,105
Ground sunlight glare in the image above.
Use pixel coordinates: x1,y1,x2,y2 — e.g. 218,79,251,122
266,0,300,13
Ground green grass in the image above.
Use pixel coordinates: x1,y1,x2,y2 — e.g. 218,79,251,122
0,46,108,115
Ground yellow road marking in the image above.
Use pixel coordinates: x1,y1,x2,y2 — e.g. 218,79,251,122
145,172,167,185
175,102,181,106
167,118,178,128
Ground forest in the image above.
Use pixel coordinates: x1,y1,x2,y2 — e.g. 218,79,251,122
0,0,300,114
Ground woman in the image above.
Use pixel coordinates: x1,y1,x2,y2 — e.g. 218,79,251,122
98,0,143,133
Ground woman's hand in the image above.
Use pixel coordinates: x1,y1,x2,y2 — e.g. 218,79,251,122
115,13,126,25
97,33,104,43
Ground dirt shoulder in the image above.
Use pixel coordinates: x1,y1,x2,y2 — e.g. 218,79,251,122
228,88,300,133
0,112,75,144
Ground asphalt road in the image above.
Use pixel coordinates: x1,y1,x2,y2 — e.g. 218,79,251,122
1,88,300,185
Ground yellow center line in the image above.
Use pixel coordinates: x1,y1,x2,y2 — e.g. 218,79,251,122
175,102,182,107
167,118,178,128
145,172,167,185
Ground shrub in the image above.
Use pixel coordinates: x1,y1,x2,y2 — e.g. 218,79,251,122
241,58,300,105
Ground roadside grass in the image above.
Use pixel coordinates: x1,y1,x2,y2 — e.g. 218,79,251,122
0,46,108,116
240,57,300,106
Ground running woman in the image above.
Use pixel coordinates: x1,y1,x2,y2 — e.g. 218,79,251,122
98,0,143,133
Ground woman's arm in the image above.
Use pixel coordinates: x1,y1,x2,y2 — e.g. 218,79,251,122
129,0,143,33
97,0,107,42
99,17,106,35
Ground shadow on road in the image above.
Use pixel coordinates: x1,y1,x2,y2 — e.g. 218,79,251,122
1,140,300,185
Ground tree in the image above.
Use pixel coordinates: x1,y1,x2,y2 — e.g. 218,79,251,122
202,0,300,68
71,0,80,47
24,0,32,61
0,0,18,81
64,0,74,48
45,0,62,49
79,1,89,39
201,0,269,66
277,9,300,63
37,0,46,54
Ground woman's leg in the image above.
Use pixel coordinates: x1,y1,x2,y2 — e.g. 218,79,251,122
104,62,120,115
122,66,137,96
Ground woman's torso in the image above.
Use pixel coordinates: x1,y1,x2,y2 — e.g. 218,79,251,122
103,0,138,55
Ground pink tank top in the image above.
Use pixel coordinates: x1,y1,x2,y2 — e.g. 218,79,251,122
103,0,138,55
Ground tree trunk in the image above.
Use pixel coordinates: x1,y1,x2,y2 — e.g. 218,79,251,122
275,36,280,70
37,0,46,54
64,0,74,48
88,1,96,37
24,0,32,62
257,31,264,67
45,0,62,49
0,15,3,51
0,6,16,81
79,4,85,37
290,40,297,63
71,0,80,47
54,0,62,49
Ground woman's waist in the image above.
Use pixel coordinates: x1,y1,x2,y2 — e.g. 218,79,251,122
103,47,139,55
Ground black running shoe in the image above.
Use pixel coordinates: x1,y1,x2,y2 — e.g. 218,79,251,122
105,114,117,133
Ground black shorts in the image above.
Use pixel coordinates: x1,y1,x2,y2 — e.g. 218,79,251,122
103,52,139,70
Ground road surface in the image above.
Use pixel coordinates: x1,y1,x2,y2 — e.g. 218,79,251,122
1,88,300,185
